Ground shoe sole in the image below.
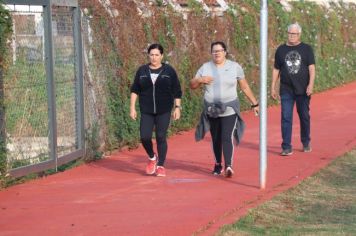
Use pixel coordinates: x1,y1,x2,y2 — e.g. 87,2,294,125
212,171,223,175
146,169,156,175
303,149,312,153
280,152,293,156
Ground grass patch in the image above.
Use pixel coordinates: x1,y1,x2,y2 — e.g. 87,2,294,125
1,158,85,189
216,149,356,236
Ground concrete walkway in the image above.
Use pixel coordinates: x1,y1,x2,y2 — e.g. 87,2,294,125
1,81,356,236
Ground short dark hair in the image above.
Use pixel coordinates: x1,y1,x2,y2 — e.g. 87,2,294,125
147,43,164,54
210,41,227,52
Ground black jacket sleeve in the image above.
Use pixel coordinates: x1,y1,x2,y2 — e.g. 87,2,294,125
130,66,143,95
169,65,182,99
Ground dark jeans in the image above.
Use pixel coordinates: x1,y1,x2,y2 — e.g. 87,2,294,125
208,114,238,167
280,92,311,150
140,112,171,166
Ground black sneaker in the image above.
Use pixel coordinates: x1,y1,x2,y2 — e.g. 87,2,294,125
303,145,312,152
212,164,223,175
225,166,234,178
280,149,293,156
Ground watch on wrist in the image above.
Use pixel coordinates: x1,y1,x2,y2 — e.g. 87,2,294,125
251,103,259,108
175,105,182,110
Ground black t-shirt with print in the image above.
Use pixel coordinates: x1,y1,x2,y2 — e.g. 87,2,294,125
274,42,315,95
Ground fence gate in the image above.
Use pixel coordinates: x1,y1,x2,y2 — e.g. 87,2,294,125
3,0,84,177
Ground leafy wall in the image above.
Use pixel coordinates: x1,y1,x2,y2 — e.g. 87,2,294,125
0,0,13,180
78,0,356,154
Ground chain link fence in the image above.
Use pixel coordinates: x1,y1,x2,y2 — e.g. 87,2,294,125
5,4,50,170
3,0,84,177
52,5,79,157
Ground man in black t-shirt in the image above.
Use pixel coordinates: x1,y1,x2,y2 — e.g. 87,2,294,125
271,23,316,156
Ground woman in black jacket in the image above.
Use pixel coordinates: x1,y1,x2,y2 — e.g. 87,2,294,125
130,43,182,177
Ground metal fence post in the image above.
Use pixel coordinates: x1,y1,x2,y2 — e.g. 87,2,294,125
259,0,268,190
44,1,58,171
73,6,85,151
0,66,6,167
0,67,5,140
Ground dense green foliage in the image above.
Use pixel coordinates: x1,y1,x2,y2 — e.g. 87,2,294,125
81,1,356,150
0,1,12,64
0,1,12,182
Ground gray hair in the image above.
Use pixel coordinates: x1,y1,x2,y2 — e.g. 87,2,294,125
288,23,302,33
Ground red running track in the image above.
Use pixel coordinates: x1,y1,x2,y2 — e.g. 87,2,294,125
1,82,356,236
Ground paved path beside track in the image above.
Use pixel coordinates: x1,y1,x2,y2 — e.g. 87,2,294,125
1,82,356,236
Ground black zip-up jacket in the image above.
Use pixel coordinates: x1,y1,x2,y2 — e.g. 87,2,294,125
131,63,182,115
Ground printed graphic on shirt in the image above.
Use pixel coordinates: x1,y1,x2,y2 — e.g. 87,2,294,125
285,50,301,75
150,72,159,84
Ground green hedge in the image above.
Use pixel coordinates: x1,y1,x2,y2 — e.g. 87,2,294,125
81,1,355,151
0,1,13,182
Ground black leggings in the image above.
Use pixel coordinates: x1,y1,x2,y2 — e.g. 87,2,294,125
140,112,171,166
208,114,238,167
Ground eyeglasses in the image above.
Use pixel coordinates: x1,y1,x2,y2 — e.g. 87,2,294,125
212,49,225,54
288,32,300,36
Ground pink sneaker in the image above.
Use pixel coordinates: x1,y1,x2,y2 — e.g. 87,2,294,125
146,157,157,175
156,166,166,177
